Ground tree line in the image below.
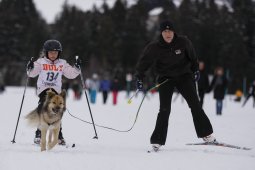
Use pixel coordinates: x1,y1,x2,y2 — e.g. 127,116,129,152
0,0,254,93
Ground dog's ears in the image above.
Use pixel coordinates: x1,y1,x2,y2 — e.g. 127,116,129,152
46,90,56,99
46,89,66,100
60,89,66,99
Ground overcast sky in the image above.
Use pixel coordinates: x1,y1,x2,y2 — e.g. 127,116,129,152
33,0,118,23
33,0,231,24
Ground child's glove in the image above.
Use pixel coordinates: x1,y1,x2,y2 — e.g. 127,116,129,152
26,57,34,71
74,58,82,70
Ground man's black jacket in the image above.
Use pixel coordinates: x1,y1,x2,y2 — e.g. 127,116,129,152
136,33,198,80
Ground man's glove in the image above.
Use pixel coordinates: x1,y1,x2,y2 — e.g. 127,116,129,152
74,58,82,69
26,57,34,71
194,71,200,82
136,79,143,91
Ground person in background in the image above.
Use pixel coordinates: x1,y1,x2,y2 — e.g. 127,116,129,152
135,20,216,151
126,73,132,98
26,39,81,145
88,73,100,104
234,89,243,102
242,80,255,107
62,78,70,96
72,79,82,100
197,61,209,107
208,67,228,115
111,77,120,105
0,71,5,93
100,76,111,104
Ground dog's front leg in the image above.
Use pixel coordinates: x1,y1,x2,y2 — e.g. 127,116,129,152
48,127,60,150
40,129,47,151
48,130,52,143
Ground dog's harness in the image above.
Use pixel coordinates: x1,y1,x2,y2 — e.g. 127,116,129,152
47,120,58,126
42,113,61,127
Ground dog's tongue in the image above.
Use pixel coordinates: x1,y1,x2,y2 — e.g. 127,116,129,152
52,108,58,114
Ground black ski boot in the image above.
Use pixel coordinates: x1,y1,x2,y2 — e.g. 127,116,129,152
58,127,66,145
34,129,41,145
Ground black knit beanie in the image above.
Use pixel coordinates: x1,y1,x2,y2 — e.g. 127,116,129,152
160,20,174,32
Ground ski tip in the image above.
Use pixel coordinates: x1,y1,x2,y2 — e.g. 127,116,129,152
186,142,252,151
64,143,76,148
147,149,159,153
242,147,252,150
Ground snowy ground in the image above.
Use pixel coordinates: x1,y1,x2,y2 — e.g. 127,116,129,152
0,87,254,170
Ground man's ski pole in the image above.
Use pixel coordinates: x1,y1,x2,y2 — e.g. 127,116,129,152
127,89,139,104
11,58,33,143
195,81,200,101
76,56,98,139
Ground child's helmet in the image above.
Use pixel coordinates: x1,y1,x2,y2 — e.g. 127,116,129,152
43,40,62,59
43,40,62,52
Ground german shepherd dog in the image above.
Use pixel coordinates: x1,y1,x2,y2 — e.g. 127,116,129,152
25,89,66,151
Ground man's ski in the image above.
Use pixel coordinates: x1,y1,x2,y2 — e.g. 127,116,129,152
147,145,161,153
186,142,251,150
147,149,159,153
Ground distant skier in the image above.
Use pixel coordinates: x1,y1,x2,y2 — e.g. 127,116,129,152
135,20,216,151
26,39,81,145
197,61,209,107
72,79,82,100
125,73,132,98
208,67,228,115
242,80,255,108
234,89,243,102
0,71,5,93
111,77,121,105
87,73,100,104
100,76,111,104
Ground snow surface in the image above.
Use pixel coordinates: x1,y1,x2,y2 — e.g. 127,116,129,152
0,87,255,170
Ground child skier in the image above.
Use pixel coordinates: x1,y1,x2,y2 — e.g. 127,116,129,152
26,39,81,145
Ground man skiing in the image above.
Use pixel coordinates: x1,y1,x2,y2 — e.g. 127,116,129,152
135,20,216,151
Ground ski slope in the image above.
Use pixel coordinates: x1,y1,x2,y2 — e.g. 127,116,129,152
0,87,254,170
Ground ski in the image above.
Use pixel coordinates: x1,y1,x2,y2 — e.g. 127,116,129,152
65,143,76,148
186,142,251,150
147,145,161,153
147,149,159,153
32,143,75,149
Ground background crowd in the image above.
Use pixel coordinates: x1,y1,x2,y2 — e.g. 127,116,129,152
0,0,254,95
0,0,254,111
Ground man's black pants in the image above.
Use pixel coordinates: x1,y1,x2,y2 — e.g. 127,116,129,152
150,74,213,145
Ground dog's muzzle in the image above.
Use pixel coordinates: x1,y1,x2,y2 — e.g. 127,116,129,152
52,107,61,114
